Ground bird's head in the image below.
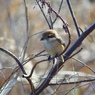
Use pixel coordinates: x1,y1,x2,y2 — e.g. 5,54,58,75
41,29,58,41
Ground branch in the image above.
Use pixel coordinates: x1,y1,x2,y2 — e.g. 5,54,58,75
0,48,26,74
53,0,64,23
49,78,95,85
36,0,51,28
64,22,95,60
67,0,80,37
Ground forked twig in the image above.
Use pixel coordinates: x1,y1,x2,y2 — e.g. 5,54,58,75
53,0,64,23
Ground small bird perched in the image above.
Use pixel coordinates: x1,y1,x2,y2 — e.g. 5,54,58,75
41,29,65,63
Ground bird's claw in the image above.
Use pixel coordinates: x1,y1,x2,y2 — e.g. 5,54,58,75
55,54,59,58
48,55,51,61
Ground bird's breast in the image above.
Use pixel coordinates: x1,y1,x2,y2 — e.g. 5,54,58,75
43,40,64,56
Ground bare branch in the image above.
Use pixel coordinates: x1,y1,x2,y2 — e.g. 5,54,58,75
36,0,51,28
53,0,64,23
0,48,26,74
64,22,95,60
67,0,80,37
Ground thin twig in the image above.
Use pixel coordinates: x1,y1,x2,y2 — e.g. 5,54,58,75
23,0,29,33
64,84,80,95
23,59,48,78
23,50,45,64
19,0,29,65
36,0,51,28
49,78,95,85
67,0,80,37
90,83,95,93
53,0,64,23
52,84,62,94
75,58,95,71
49,14,53,29
72,58,95,74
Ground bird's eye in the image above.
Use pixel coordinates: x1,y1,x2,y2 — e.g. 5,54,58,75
48,35,54,38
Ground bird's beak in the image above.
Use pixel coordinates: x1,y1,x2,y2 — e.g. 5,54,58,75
40,37,44,41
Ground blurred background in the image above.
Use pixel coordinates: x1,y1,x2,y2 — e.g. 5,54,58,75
0,0,95,95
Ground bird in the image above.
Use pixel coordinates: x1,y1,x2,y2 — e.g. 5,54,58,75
41,29,65,63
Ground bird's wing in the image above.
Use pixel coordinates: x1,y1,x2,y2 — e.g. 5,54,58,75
56,38,65,47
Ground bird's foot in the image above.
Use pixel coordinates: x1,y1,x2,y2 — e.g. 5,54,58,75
48,55,51,62
55,54,59,58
